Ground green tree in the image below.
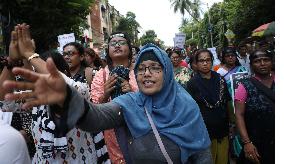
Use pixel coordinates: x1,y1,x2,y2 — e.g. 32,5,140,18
115,11,140,45
224,0,275,42
170,0,201,22
139,30,158,46
179,0,274,49
1,0,94,53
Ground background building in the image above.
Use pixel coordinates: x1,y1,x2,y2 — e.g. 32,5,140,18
85,0,122,48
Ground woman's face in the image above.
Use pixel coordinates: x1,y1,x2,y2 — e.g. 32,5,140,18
84,54,93,66
251,53,272,75
170,52,181,67
196,52,212,74
63,45,83,70
136,60,163,95
108,37,130,61
224,53,237,66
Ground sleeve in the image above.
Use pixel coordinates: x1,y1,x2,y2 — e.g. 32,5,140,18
50,85,125,134
234,83,247,103
91,68,107,103
61,72,90,100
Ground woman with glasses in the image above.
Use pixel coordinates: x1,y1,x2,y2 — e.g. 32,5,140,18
91,31,138,163
3,43,213,163
186,49,231,164
63,42,93,86
169,49,193,88
215,47,247,161
216,47,247,96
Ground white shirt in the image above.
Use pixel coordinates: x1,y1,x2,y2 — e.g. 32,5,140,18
237,53,251,75
0,120,31,164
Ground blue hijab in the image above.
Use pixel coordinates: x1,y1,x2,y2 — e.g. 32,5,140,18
113,44,210,163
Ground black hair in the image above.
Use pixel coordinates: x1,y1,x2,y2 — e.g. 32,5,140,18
63,42,85,56
168,48,182,58
221,47,240,66
84,47,102,68
40,50,71,77
132,46,140,54
194,49,214,64
137,50,162,66
63,42,88,68
249,49,273,65
105,31,133,70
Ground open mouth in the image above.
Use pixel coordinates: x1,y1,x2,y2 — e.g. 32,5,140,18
143,80,155,87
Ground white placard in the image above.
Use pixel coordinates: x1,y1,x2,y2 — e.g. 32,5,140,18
57,33,75,53
174,33,186,49
207,47,221,66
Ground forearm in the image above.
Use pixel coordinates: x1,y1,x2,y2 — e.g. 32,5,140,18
24,56,48,74
50,85,124,133
77,102,124,132
235,112,250,143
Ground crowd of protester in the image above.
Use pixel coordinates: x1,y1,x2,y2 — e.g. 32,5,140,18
0,23,275,164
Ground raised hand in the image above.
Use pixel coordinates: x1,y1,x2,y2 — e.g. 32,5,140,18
16,23,36,58
9,28,21,61
3,58,67,109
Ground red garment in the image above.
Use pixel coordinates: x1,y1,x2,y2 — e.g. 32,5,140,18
179,60,188,68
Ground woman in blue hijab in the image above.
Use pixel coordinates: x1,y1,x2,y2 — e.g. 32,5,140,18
4,44,212,164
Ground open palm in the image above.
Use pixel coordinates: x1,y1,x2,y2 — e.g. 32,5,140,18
3,58,67,109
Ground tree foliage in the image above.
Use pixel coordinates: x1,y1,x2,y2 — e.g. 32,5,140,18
139,30,157,46
114,11,140,45
179,0,274,49
1,0,95,53
170,0,201,22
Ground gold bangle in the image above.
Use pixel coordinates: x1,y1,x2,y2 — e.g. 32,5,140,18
28,53,40,62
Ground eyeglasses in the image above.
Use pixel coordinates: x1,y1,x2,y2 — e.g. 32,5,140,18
109,40,128,47
170,56,180,60
62,51,79,57
137,65,162,75
197,58,212,64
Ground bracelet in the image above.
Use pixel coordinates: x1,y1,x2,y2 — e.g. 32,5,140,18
28,53,40,62
243,140,253,145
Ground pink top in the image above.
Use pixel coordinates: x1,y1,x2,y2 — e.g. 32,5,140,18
90,66,138,163
234,74,275,102
179,60,188,68
91,66,139,103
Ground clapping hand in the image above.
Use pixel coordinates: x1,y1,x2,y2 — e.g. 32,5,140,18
16,24,36,58
9,23,36,60
3,58,67,109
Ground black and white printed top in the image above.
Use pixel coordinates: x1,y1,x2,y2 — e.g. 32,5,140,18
0,73,110,164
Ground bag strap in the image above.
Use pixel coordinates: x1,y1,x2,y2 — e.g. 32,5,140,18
144,107,173,164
